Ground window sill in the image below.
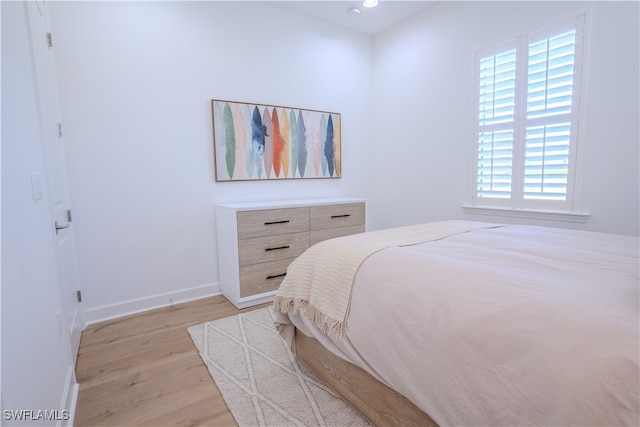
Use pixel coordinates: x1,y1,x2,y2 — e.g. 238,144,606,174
461,205,590,223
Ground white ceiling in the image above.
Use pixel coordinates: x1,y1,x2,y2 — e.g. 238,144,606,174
268,1,437,36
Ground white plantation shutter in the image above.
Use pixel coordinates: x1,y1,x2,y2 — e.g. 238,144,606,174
527,30,576,119
477,130,513,198
477,46,516,199
479,49,516,126
524,29,576,201
473,16,584,211
524,123,571,200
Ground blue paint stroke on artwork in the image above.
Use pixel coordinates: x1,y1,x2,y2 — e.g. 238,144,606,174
324,115,335,177
251,106,266,178
252,106,267,154
319,114,327,176
298,111,307,178
289,110,298,178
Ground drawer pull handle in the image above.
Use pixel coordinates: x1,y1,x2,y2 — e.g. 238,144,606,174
331,214,351,218
265,245,290,251
264,220,290,225
266,273,287,280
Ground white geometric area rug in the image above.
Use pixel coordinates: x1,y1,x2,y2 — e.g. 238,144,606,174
187,307,371,427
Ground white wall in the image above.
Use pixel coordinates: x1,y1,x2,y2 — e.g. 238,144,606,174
1,2,76,423
48,1,638,323
3,1,637,420
370,1,639,235
48,1,373,322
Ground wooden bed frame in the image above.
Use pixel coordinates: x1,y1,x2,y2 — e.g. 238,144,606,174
294,329,439,427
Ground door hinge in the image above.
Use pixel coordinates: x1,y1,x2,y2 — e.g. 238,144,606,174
57,123,63,137
76,290,82,303
66,209,73,223
46,32,53,48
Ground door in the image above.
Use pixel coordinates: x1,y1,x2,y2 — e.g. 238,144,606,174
25,0,84,362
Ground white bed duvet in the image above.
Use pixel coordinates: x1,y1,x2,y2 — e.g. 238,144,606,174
275,223,639,426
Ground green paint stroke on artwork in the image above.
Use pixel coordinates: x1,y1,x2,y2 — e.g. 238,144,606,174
223,103,236,179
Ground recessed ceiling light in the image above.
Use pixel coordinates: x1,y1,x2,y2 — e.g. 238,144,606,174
348,6,361,15
362,0,378,8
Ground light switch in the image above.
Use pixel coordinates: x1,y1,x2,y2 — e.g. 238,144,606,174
30,173,43,201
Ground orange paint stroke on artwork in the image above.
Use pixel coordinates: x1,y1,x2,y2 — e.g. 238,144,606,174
271,108,283,177
333,114,341,177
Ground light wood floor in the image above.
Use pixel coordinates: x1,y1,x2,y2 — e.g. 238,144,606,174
73,295,269,426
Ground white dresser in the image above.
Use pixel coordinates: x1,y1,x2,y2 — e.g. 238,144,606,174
216,198,366,308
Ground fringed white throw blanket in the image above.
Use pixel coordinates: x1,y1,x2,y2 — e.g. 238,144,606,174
273,220,501,340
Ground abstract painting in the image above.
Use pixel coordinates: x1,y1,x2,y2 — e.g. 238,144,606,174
212,100,341,181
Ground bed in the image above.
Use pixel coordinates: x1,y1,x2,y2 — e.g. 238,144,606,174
273,220,639,426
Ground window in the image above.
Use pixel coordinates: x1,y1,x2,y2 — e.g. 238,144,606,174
473,16,585,213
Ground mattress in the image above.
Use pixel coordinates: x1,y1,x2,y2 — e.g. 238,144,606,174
274,223,640,426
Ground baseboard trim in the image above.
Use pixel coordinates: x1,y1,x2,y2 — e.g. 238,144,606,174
59,366,78,427
83,282,221,326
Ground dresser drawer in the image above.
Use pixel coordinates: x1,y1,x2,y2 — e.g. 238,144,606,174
310,203,365,231
239,258,294,297
309,224,365,246
237,207,309,239
238,232,309,266
217,198,366,308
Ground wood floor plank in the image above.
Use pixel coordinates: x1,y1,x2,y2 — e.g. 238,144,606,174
142,393,238,427
74,295,268,426
76,354,211,425
76,327,195,383
78,305,197,349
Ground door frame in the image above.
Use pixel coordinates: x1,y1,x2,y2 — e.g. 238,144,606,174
25,0,85,363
